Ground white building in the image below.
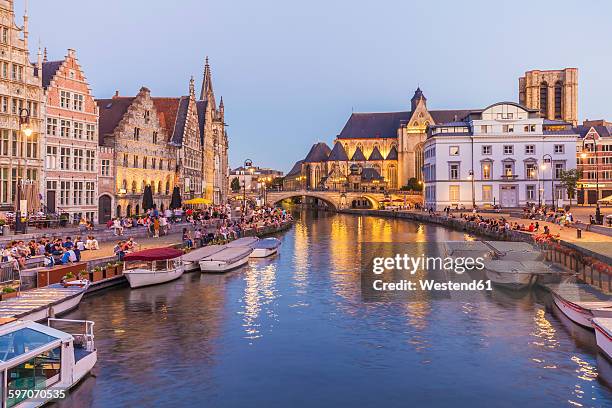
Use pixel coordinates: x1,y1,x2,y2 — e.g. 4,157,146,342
423,102,577,210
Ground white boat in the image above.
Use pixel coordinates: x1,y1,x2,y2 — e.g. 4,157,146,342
548,283,612,328
226,236,281,258
593,318,612,360
250,238,281,258
483,241,543,261
199,246,253,273
484,260,555,290
182,245,225,272
0,285,88,324
0,318,96,407
123,247,185,289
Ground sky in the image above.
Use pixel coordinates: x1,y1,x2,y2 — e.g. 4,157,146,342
20,0,612,173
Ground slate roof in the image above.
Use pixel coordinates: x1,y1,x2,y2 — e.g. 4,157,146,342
196,100,208,145
96,97,136,143
575,125,612,138
286,160,304,177
327,142,349,161
368,146,384,161
361,167,383,181
351,147,366,161
42,60,63,89
303,142,331,163
338,110,471,139
386,145,398,160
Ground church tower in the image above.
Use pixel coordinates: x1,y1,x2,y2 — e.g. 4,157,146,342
519,68,578,125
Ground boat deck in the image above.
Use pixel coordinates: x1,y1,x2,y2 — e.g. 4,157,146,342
545,283,612,308
0,284,86,323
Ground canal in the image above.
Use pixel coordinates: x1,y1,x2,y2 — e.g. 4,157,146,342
59,211,612,407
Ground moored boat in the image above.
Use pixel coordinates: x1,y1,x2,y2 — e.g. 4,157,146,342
226,237,259,248
199,246,253,273
484,260,556,290
0,318,97,407
547,283,612,328
123,248,185,289
250,238,281,258
0,285,88,324
593,318,612,360
182,245,225,272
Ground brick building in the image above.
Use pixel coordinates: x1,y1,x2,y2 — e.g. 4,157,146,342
42,48,99,223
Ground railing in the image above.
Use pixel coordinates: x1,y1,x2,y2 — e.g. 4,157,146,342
47,318,96,352
0,262,18,285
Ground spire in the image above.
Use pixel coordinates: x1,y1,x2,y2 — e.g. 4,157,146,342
219,96,224,108
200,56,214,102
189,75,195,96
43,47,48,62
22,0,29,47
411,87,426,111
219,96,224,119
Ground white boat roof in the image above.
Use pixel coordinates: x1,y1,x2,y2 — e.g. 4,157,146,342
226,237,259,248
0,320,71,367
593,318,612,335
484,260,553,274
0,285,85,320
183,245,226,262
202,246,253,264
444,241,492,257
254,238,281,250
485,241,538,253
547,283,612,305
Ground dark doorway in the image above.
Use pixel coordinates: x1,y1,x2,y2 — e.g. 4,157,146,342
47,190,56,214
98,195,111,224
126,205,132,217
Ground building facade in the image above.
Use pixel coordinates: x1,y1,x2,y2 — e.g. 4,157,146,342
576,120,612,204
97,87,176,217
423,102,577,211
97,145,114,224
0,1,44,210
519,68,578,125
42,49,98,223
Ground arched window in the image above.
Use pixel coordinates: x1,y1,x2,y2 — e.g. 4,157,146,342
131,180,137,193
158,181,163,195
165,181,170,195
122,179,127,190
387,165,397,188
141,180,145,192
554,81,563,119
412,121,419,127
151,182,156,194
539,82,548,117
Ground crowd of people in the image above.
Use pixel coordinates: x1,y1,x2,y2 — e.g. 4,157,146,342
1,235,100,269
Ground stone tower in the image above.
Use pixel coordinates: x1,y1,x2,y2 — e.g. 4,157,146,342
518,68,578,125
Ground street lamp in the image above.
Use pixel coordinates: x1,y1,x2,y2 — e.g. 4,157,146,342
542,154,554,210
467,170,475,209
243,159,252,214
16,108,32,234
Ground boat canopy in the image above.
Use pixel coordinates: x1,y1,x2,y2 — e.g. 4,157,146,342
0,321,69,367
182,245,225,262
124,247,184,261
254,238,281,250
202,247,253,264
226,237,259,248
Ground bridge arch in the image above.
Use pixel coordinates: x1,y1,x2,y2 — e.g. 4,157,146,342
268,192,338,210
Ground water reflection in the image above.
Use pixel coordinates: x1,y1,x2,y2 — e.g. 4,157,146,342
59,211,611,408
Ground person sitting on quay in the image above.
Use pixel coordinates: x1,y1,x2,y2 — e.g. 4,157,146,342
85,235,99,250
59,247,77,265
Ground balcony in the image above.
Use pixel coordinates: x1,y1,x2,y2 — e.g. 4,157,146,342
500,174,519,181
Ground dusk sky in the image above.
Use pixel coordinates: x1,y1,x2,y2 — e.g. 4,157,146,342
22,0,612,173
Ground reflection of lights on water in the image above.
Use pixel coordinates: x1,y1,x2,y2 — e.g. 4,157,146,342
293,222,309,292
571,355,598,382
531,308,559,349
241,264,278,343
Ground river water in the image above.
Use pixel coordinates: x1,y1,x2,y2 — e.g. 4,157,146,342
59,211,612,407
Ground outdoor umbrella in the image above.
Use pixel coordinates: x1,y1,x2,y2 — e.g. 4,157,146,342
142,185,154,211
170,186,182,209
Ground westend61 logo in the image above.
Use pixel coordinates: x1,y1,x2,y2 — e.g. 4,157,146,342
360,243,493,301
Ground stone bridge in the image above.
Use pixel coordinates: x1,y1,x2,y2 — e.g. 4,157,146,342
265,190,422,210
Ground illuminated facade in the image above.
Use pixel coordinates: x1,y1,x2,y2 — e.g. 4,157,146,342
519,68,578,126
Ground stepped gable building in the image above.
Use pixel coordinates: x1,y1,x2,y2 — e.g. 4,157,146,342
575,119,612,205
0,1,44,209
197,57,229,205
97,86,177,217
335,88,471,188
42,48,99,223
519,68,578,125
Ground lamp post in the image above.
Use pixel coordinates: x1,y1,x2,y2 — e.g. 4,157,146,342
468,170,475,209
243,159,252,215
16,108,32,234
542,154,553,210
582,139,601,223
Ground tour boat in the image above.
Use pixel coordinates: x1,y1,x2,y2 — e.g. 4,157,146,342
250,238,282,258
483,241,543,261
593,318,612,360
0,318,97,407
226,236,281,258
484,260,555,290
182,245,225,272
122,247,185,289
548,283,612,328
199,246,253,273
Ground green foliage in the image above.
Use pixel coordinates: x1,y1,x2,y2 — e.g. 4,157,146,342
231,177,241,192
559,169,582,206
402,178,423,192
2,286,16,293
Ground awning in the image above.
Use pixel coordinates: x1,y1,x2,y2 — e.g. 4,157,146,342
184,197,212,205
123,247,183,261
598,194,612,204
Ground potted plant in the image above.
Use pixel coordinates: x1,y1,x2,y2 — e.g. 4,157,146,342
1,286,17,300
105,262,117,278
59,213,69,227
63,272,76,283
114,261,124,276
91,266,104,282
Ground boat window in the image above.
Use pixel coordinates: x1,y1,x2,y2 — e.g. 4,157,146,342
0,328,58,363
6,346,61,407
125,261,153,270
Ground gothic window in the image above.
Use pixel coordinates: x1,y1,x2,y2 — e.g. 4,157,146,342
158,181,162,195
412,121,419,127
418,112,424,118
554,81,563,119
131,180,137,193
539,82,548,117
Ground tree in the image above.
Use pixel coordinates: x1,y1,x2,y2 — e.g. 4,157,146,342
401,177,423,192
231,177,241,192
559,169,582,208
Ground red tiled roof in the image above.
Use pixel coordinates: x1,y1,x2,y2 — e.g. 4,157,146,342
152,98,181,137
